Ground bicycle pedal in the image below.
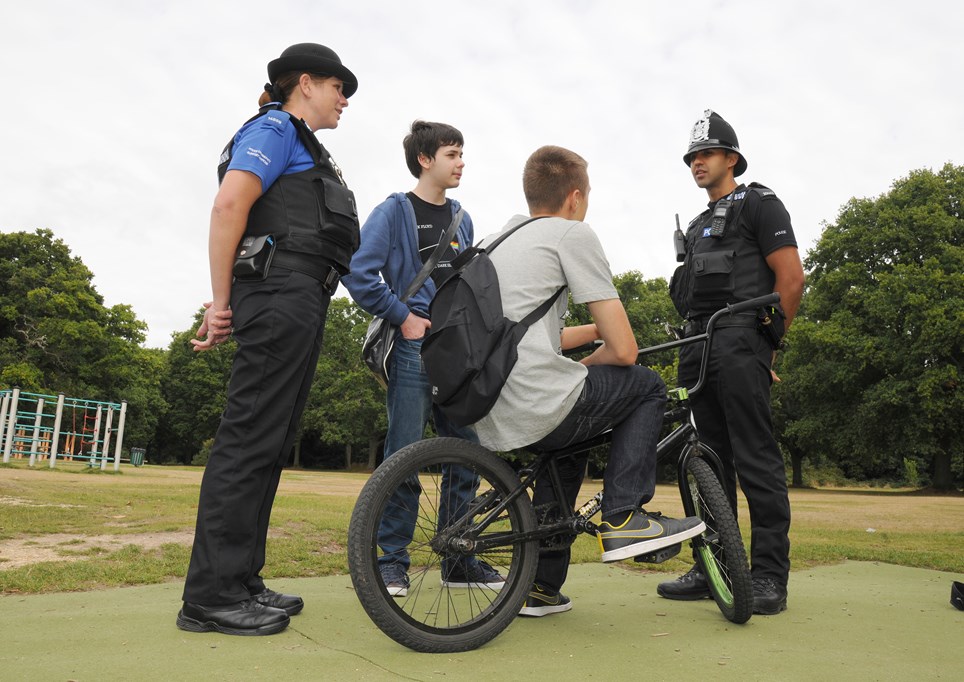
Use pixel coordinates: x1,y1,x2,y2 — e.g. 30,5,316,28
633,543,682,564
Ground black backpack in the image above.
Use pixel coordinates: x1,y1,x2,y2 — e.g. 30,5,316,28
421,217,564,427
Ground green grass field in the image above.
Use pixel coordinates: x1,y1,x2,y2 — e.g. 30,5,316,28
1,462,962,595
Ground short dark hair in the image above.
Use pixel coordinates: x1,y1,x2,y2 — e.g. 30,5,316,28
403,120,464,178
522,146,589,213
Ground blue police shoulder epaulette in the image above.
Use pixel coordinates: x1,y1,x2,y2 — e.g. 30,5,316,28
258,109,292,137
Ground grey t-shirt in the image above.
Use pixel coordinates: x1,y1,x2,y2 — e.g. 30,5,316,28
473,215,619,451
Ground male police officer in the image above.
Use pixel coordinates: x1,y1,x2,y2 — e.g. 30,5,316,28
660,110,804,615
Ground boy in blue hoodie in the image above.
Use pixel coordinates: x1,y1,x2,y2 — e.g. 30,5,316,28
342,121,504,596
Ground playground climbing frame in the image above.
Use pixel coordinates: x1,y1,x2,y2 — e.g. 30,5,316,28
0,387,130,470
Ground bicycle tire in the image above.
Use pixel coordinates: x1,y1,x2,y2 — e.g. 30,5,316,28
347,437,539,652
684,451,753,624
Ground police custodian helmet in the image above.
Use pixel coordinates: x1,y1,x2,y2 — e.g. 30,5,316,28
683,109,747,177
268,43,358,98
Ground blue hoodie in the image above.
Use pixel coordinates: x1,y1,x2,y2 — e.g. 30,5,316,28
342,192,474,325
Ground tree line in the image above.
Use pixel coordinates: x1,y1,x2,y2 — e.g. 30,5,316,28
1,164,960,488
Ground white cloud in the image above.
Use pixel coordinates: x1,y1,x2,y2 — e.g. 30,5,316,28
2,0,961,347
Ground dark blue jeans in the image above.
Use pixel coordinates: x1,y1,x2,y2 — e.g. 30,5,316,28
529,364,666,593
377,337,480,571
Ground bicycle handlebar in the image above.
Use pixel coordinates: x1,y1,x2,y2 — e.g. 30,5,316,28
562,293,782,397
721,292,780,318
564,293,782,358
684,292,781,397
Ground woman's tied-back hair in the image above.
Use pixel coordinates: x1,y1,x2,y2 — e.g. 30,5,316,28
258,71,333,107
403,120,464,179
523,145,589,214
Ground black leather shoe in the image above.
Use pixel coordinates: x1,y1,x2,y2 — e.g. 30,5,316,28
254,588,304,616
176,599,290,636
657,564,711,600
752,576,788,615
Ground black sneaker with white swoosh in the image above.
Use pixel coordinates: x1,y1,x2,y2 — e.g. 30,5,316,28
596,510,705,563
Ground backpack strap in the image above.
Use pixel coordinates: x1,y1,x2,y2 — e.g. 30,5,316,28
483,216,545,252
399,208,464,303
520,286,566,328
484,216,561,327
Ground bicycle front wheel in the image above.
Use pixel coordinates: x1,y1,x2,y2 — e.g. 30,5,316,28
347,437,539,652
684,450,753,624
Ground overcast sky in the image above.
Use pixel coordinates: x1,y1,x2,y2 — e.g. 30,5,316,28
2,0,960,348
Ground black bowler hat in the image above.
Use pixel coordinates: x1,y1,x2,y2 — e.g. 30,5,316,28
268,43,358,98
683,109,747,177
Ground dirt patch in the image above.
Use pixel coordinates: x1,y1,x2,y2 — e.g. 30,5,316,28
0,531,195,570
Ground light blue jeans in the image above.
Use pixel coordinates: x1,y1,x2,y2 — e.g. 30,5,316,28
377,336,480,572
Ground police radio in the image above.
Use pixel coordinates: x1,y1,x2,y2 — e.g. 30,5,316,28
674,213,686,262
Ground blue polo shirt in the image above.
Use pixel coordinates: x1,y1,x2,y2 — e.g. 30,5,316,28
226,108,315,192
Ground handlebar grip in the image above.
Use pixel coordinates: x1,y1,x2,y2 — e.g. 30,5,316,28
725,292,780,316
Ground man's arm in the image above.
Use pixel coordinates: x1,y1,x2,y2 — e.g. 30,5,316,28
580,299,638,367
765,245,805,327
560,323,598,351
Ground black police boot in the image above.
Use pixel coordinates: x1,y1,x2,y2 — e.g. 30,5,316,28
752,576,788,615
176,599,290,635
254,588,304,616
656,564,711,600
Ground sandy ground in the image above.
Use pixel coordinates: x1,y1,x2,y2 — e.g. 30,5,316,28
0,529,196,569
0,465,370,570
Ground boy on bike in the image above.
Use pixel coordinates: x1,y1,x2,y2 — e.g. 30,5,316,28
473,145,705,616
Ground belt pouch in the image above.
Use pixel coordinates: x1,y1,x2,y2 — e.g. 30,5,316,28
233,234,276,281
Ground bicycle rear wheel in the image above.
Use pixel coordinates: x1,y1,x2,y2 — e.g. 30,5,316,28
347,437,539,652
684,450,753,624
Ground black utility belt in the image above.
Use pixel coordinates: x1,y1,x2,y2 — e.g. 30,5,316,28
683,313,757,337
233,234,339,294
272,250,341,294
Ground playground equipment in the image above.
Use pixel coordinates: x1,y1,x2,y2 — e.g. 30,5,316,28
0,387,131,471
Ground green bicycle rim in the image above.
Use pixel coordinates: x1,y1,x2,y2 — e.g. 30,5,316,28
696,544,734,608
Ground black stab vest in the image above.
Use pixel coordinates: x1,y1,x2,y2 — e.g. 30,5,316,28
670,183,777,318
217,104,360,274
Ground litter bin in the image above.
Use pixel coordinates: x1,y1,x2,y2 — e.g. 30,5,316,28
130,447,146,467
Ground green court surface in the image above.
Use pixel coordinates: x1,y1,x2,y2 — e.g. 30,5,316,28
2,561,961,681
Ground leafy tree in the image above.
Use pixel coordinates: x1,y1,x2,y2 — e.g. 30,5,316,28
156,298,387,470
566,271,682,379
300,297,387,470
153,310,234,463
0,229,164,452
774,164,963,489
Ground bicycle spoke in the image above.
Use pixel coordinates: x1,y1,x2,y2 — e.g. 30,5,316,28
348,439,538,652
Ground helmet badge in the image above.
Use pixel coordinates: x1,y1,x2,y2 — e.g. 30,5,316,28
690,109,713,144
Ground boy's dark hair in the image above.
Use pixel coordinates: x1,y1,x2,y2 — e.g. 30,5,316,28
403,120,464,179
522,145,589,214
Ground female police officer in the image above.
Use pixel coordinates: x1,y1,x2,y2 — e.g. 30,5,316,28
177,43,360,636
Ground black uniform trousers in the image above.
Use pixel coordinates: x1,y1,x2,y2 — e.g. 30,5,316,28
182,267,331,605
678,326,791,586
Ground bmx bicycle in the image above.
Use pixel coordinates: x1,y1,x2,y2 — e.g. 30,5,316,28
347,294,778,652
